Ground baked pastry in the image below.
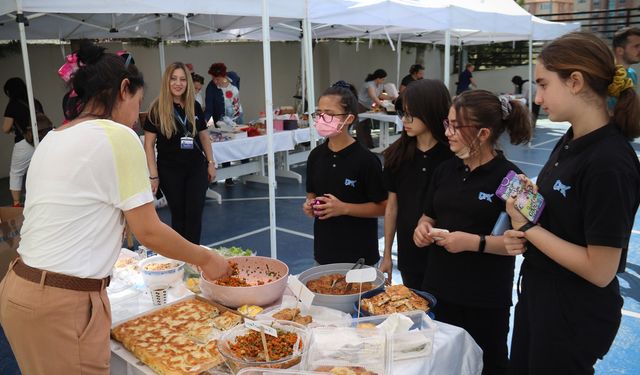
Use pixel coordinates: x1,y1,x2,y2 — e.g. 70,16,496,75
315,366,378,375
111,299,230,375
272,307,313,326
360,285,430,315
212,310,243,331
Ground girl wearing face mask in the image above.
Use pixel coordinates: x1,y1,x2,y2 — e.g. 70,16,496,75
303,82,388,266
413,90,531,375
379,79,454,288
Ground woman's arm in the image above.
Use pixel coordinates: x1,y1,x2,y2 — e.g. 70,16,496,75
124,203,230,280
198,130,217,182
143,131,159,194
518,225,621,287
2,117,14,134
380,192,398,283
367,86,383,107
433,231,524,256
413,214,436,247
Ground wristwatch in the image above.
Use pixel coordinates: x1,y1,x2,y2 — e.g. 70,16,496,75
518,222,537,232
478,234,486,253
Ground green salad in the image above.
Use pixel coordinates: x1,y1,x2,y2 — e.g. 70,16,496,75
212,246,255,258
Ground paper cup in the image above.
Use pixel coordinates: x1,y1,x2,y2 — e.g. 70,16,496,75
149,285,169,306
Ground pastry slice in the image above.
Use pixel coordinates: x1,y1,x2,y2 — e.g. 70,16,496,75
273,307,300,321
211,311,243,330
385,285,412,301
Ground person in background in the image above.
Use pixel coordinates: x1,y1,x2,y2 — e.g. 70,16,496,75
399,63,425,94
2,77,44,207
191,73,205,110
379,79,453,288
304,81,387,266
456,63,477,95
0,41,229,375
356,69,388,148
144,62,217,244
512,75,540,132
205,63,243,186
413,90,531,375
612,26,640,86
504,31,640,375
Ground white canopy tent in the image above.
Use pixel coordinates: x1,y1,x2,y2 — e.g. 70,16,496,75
3,0,308,259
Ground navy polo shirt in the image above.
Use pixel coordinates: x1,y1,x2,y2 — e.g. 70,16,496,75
306,141,388,265
527,124,640,279
144,101,207,164
383,142,453,273
422,153,522,308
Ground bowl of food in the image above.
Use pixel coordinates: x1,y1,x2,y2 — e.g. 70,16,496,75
355,285,437,318
217,320,308,374
200,256,289,308
297,263,385,313
138,255,185,288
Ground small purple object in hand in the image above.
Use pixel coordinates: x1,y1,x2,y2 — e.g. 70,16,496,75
311,199,322,216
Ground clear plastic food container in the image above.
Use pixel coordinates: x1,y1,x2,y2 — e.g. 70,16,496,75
302,326,392,374
324,310,437,360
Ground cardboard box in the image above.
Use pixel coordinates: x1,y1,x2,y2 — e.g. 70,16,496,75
0,207,24,279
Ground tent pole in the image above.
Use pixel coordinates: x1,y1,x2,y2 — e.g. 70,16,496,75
396,34,402,87
262,0,278,259
444,30,451,92
528,36,533,113
16,0,39,147
300,39,305,117
158,39,166,76
303,8,317,148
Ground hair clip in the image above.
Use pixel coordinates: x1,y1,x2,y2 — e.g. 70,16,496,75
331,80,351,89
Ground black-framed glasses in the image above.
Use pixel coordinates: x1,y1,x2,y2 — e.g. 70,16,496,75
396,110,414,124
311,112,349,122
443,119,480,134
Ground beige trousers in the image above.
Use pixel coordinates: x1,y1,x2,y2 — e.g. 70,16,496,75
0,265,111,375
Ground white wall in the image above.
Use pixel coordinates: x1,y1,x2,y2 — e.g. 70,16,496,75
1,40,540,178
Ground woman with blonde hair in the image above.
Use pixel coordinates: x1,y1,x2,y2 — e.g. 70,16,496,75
144,62,216,244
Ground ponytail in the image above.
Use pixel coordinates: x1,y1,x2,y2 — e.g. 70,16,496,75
502,99,532,145
613,86,640,140
365,69,387,82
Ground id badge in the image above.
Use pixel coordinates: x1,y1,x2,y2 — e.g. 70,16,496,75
180,136,194,150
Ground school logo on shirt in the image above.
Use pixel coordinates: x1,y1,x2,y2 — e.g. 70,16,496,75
553,180,571,197
478,192,494,202
344,178,357,187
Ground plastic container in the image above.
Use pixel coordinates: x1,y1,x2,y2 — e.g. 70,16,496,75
217,320,309,374
138,255,185,288
355,287,437,319
322,310,437,360
297,263,385,313
200,256,289,308
302,326,392,374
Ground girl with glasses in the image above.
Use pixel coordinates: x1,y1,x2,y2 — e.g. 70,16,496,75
504,32,640,374
303,82,387,266
413,89,531,375
379,79,453,288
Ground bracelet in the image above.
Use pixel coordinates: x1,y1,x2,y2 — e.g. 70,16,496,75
518,222,537,232
478,234,486,253
149,176,159,180
208,160,215,164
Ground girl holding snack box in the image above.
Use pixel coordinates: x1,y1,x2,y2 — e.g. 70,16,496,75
379,79,454,288
413,90,531,375
303,81,387,266
504,32,640,374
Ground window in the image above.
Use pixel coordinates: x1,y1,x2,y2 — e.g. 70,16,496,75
577,0,586,3
539,3,551,11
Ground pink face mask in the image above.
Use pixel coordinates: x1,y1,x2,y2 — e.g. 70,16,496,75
315,116,347,138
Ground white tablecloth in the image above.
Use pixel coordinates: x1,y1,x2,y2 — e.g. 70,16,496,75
212,131,296,164
109,290,483,375
358,112,403,132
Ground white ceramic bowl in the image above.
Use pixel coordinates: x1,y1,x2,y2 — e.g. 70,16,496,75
138,255,185,288
200,256,289,308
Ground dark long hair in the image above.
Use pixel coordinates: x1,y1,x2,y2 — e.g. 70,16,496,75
453,90,531,153
3,77,27,102
67,40,144,120
539,31,640,139
384,79,451,172
365,69,387,82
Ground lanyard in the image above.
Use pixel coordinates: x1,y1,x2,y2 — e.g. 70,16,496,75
174,107,192,137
